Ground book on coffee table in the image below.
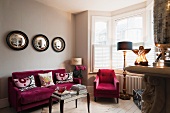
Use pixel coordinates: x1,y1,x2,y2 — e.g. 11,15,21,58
71,84,86,91
78,89,87,95
70,84,87,95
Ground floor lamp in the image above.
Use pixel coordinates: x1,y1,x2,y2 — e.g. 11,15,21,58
117,41,132,100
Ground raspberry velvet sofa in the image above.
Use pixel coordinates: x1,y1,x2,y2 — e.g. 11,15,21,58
8,69,81,113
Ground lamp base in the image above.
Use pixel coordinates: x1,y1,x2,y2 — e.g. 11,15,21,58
120,93,131,100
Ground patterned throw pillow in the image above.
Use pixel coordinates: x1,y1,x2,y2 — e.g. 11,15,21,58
13,75,37,91
67,72,73,82
56,72,73,83
38,72,55,87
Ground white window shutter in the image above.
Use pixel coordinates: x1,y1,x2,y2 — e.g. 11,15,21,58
93,45,111,72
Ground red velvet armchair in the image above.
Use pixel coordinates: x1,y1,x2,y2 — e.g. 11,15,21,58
94,69,119,103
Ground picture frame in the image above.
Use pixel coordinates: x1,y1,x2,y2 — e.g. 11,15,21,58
6,30,29,50
51,37,65,52
32,34,49,52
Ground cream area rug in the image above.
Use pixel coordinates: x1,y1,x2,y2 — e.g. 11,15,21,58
41,97,141,113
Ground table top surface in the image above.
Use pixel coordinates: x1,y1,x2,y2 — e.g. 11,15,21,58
125,65,170,78
52,91,88,102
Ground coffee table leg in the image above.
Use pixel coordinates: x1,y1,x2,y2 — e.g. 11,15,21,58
87,93,90,113
60,100,64,113
49,96,52,113
75,99,77,108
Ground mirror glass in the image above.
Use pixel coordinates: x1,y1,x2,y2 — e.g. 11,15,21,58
52,37,65,52
6,31,29,50
32,34,49,51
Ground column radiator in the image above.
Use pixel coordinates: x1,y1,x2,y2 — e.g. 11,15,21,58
116,74,144,95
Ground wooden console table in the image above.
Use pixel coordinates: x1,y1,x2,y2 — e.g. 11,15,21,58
125,66,170,113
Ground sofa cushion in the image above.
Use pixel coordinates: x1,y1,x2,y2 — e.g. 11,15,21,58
38,72,55,87
96,83,117,94
13,75,37,91
12,70,44,87
56,72,73,84
56,73,69,81
20,87,54,105
43,69,66,83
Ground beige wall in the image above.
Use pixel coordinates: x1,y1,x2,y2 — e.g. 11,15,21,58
75,11,88,85
75,11,112,86
0,0,75,99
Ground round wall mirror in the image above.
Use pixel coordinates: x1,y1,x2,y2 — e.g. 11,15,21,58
32,34,49,52
6,30,29,50
52,37,65,52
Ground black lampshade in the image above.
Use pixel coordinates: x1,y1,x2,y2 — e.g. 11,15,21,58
117,41,132,50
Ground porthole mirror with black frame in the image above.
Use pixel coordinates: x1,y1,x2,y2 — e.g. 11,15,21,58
32,34,49,52
52,37,65,52
6,30,29,50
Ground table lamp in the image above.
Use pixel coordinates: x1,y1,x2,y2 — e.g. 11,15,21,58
71,58,82,66
71,58,83,78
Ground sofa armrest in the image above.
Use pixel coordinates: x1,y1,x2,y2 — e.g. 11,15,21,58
8,77,21,108
114,77,119,94
73,78,82,84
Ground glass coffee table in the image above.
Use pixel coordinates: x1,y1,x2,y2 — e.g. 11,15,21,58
49,91,90,113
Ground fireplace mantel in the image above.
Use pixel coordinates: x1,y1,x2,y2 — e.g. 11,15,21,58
125,65,170,113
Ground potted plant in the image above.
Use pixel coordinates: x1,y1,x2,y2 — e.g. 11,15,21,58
73,65,86,78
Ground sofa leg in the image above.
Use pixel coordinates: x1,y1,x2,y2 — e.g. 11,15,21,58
117,98,119,103
94,97,96,102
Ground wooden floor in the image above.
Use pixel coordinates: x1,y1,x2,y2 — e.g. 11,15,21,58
0,97,141,113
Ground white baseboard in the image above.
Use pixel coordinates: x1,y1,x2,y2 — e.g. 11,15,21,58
0,98,9,108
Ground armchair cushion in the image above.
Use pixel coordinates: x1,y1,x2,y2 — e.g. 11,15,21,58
98,69,115,83
96,83,117,94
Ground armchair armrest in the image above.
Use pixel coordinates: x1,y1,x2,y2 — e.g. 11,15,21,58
94,75,99,88
94,75,99,97
114,77,119,94
8,77,21,108
73,78,82,84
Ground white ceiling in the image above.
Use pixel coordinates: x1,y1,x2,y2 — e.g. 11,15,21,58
35,0,146,14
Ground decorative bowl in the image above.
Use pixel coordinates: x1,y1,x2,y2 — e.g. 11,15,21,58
56,86,66,93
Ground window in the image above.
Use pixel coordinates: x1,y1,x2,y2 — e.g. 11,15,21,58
91,9,155,72
92,17,111,72
112,15,144,69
